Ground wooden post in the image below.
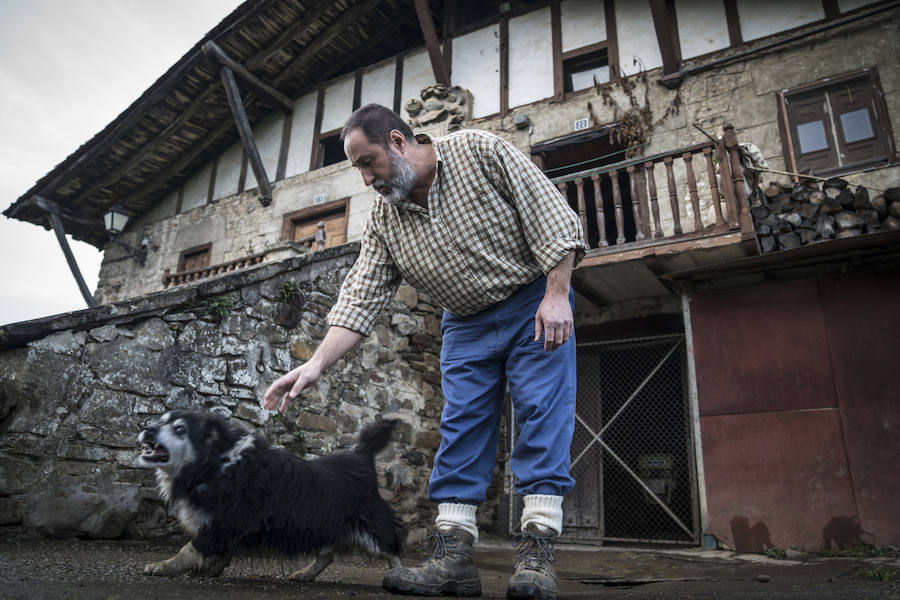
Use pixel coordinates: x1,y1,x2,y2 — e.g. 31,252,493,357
414,0,450,85
723,123,753,233
609,169,626,245
663,156,683,235
44,208,97,308
683,151,703,232
592,174,608,247
575,178,589,248
627,166,645,241
644,162,663,238
202,41,293,114
703,145,726,229
715,139,740,229
220,66,273,206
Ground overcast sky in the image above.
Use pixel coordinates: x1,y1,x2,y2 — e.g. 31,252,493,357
0,0,245,326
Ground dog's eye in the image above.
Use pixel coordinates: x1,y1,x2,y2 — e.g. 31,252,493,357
174,424,187,436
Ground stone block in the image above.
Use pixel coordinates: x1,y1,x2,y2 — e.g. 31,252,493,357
290,341,316,361
89,324,120,343
28,331,82,356
298,411,337,433
132,318,174,350
414,430,442,450
395,285,419,309
23,474,141,539
0,454,43,495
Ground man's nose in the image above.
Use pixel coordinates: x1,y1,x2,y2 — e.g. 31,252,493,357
361,170,374,186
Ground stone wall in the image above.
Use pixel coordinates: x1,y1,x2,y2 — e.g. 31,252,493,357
0,246,506,542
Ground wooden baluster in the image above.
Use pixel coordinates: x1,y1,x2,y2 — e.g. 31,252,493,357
609,169,626,245
683,151,703,232
663,156,683,235
575,178,590,248
626,166,646,241
715,139,740,229
723,123,753,234
636,165,652,238
591,174,608,247
703,145,726,229
644,161,663,238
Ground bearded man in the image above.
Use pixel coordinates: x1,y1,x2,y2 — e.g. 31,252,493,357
264,104,585,600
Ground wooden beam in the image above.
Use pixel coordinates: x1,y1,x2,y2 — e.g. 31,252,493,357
310,85,325,171
202,41,293,113
648,0,681,78
352,69,363,111
605,0,620,81
394,54,404,113
34,196,97,308
219,66,272,206
277,110,293,181
551,0,563,99
414,0,450,85
723,0,743,47
273,0,384,88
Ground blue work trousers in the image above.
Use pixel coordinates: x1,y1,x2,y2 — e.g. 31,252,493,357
427,276,577,504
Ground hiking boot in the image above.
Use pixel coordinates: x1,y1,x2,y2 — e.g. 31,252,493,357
506,533,557,600
382,528,481,597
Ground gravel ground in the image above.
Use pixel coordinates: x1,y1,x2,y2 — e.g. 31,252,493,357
1,537,897,600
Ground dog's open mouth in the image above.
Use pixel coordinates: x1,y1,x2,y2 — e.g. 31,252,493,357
140,439,170,463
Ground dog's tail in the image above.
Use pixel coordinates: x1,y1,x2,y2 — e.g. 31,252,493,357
355,419,398,456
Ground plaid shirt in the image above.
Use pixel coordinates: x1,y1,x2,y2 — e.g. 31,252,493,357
327,129,586,335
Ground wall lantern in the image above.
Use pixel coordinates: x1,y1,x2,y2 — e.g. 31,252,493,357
103,203,148,266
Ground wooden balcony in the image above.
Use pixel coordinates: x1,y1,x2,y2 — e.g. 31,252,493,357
162,253,265,288
559,124,759,304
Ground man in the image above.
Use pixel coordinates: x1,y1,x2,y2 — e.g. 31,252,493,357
264,104,585,600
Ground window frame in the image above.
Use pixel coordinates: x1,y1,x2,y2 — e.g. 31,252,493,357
777,67,896,178
177,243,212,273
280,197,350,250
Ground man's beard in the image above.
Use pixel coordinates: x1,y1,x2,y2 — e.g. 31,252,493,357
373,152,416,206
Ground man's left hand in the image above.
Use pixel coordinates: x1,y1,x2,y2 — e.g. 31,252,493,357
534,292,573,351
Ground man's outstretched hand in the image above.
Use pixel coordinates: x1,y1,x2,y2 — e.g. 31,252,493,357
263,362,322,413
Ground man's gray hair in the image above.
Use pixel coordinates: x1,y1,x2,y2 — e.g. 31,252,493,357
341,104,415,146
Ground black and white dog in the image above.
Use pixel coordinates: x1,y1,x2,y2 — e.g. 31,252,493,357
137,409,406,580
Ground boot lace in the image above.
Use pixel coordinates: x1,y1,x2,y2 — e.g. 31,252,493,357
513,533,555,571
418,530,459,564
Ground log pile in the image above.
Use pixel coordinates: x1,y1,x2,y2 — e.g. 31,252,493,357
751,179,900,253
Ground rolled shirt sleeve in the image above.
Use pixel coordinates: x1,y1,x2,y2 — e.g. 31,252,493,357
482,134,587,273
326,212,402,336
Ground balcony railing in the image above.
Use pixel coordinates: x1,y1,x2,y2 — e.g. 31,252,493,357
552,123,754,252
162,253,266,288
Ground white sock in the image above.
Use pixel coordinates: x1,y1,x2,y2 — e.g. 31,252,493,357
520,494,563,537
435,502,479,543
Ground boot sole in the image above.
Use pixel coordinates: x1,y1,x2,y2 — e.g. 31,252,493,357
383,576,482,597
507,582,556,600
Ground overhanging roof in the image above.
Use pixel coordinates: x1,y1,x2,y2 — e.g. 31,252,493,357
4,0,440,248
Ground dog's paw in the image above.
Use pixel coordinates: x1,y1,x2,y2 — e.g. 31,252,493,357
143,560,182,577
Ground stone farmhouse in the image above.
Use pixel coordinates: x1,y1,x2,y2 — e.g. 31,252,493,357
2,0,899,552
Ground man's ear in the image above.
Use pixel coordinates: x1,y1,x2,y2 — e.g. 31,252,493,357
388,129,408,153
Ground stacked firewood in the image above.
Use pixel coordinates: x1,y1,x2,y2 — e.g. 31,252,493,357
750,178,900,253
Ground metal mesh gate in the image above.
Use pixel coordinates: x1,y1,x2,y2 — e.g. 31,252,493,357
509,334,699,545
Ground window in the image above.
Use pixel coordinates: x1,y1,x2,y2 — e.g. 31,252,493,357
281,198,349,250
316,131,346,169
563,48,610,93
779,69,895,176
177,243,211,272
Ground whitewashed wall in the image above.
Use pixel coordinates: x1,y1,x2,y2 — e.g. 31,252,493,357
215,142,243,200
180,162,212,212
509,7,553,108
560,0,606,52
838,0,880,10
252,112,285,183
321,74,355,133
402,50,433,107
616,1,663,77
360,59,396,108
452,24,500,118
736,0,823,41
676,0,730,59
285,91,318,178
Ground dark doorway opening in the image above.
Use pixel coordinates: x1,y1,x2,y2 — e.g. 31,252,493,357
531,129,639,247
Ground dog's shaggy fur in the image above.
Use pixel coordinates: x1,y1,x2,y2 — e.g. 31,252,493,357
137,410,406,580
